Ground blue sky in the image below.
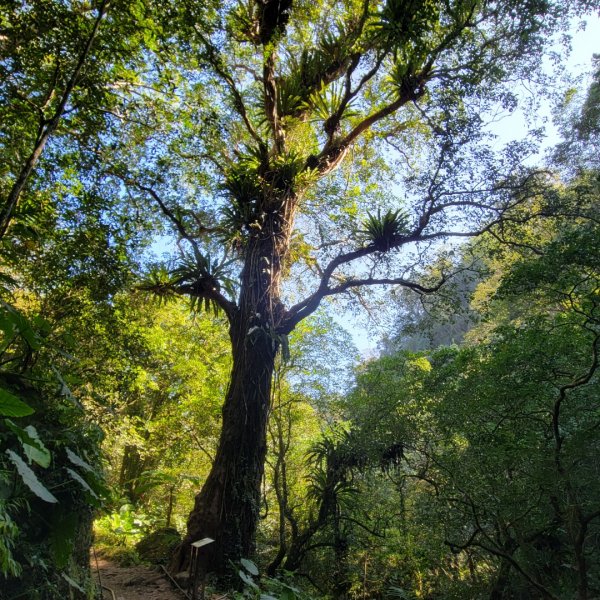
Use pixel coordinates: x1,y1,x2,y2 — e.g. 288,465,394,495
344,12,600,356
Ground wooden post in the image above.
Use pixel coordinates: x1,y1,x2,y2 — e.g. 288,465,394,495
189,537,215,600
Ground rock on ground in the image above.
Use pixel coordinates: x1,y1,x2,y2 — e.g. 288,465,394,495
136,528,182,564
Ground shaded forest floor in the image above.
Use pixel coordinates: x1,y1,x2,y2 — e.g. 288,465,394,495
93,554,185,600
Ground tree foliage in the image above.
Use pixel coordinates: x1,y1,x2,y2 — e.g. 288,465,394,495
2,0,600,593
98,0,594,574
0,298,108,598
333,170,600,598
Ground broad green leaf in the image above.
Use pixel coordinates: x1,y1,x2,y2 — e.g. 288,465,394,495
62,573,84,593
23,426,51,468
66,448,93,472
5,420,51,467
240,558,259,575
11,309,41,350
5,450,57,503
238,570,258,589
65,450,108,499
0,389,34,417
65,467,98,499
0,304,38,350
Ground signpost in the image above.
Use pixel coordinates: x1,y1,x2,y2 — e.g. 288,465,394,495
189,537,214,600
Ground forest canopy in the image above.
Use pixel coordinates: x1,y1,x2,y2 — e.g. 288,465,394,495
1,0,599,599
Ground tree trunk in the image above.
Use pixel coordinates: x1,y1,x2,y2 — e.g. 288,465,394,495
119,444,147,504
266,382,291,576
332,509,350,599
171,197,295,578
489,557,511,600
175,327,276,576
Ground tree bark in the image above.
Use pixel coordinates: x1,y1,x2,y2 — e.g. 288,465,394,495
489,557,511,600
171,196,295,578
174,327,276,576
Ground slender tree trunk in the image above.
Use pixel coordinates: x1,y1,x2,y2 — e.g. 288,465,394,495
489,558,511,600
0,0,108,239
166,485,175,529
119,444,147,504
266,383,292,576
573,515,589,600
332,508,350,599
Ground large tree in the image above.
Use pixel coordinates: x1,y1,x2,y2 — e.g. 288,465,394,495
67,0,597,575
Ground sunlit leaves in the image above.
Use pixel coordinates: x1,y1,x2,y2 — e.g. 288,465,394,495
343,173,600,595
308,82,358,127
138,264,179,304
0,302,43,353
0,390,34,417
5,421,51,468
371,0,441,52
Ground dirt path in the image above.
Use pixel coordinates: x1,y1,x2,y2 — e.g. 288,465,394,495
93,555,185,600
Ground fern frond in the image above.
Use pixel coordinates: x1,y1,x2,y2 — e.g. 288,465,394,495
359,208,410,251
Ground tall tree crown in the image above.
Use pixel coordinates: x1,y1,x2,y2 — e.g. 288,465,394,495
117,0,590,333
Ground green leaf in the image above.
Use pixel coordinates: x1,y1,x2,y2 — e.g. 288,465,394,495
9,307,41,350
239,570,259,589
62,573,84,593
5,420,51,467
0,389,34,417
5,450,58,503
65,448,94,472
241,557,259,575
65,450,108,500
65,467,99,499
23,426,51,468
359,208,409,251
51,367,81,407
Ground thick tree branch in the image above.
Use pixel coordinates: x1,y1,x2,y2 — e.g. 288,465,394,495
281,268,448,334
338,515,386,538
264,50,285,153
553,328,599,453
278,1,370,123
304,3,484,178
280,188,523,333
472,540,560,600
307,71,429,177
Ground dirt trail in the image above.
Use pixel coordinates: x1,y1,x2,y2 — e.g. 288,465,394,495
93,555,185,600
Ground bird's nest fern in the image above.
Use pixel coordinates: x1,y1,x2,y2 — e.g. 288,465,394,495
359,208,409,251
138,253,236,316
